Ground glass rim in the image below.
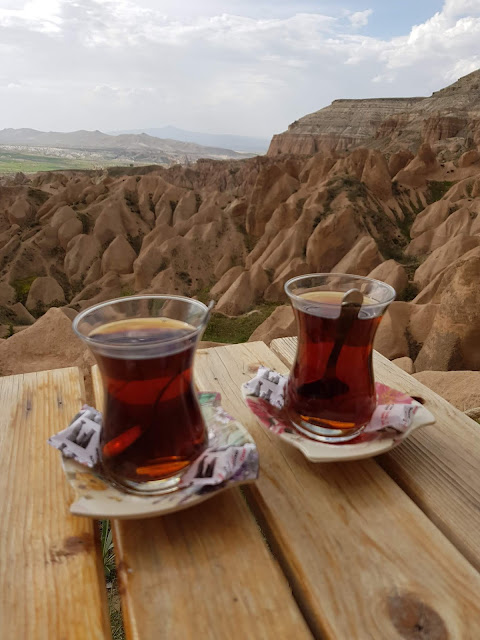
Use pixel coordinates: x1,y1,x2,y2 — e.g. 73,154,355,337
284,272,396,308
72,294,209,351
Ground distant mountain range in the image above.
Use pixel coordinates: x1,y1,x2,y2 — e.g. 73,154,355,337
0,128,253,166
109,126,270,153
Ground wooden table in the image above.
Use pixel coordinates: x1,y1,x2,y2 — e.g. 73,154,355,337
2,338,480,639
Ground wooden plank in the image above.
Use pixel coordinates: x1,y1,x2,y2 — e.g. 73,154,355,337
0,368,111,640
195,341,480,639
91,366,313,640
271,336,480,573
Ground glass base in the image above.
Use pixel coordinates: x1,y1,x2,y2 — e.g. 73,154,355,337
104,469,184,496
100,432,209,496
289,416,366,443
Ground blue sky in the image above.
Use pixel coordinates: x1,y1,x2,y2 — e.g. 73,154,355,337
0,1,479,137
343,1,443,36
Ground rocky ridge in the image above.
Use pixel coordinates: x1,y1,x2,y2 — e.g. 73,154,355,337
269,70,480,159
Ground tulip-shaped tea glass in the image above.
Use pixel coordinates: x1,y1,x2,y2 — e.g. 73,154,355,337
285,274,395,443
73,295,210,494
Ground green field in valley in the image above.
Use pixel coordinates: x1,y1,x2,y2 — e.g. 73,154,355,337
0,150,99,174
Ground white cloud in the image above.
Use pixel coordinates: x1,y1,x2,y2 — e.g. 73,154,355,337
443,0,480,17
348,9,373,29
0,1,480,137
348,7,480,88
444,54,480,80
0,0,63,32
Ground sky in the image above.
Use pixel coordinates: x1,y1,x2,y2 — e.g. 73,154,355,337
1,0,480,138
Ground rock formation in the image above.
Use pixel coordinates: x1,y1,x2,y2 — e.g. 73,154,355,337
415,257,480,371
25,276,65,312
0,308,94,376
269,98,423,155
412,371,480,412
268,70,480,159
248,306,295,344
367,261,408,298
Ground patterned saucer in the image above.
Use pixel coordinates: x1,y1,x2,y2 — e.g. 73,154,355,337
60,393,259,519
242,376,435,462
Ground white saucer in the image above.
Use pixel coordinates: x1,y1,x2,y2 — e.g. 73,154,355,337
242,385,435,463
61,392,259,519
278,402,434,462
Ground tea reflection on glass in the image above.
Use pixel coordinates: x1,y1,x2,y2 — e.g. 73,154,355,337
284,274,395,443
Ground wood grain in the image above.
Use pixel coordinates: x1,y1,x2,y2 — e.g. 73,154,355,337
92,366,312,640
195,341,480,640
271,336,480,573
0,368,111,640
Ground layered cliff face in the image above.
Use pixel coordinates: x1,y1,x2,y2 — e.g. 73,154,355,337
268,70,480,158
269,98,424,155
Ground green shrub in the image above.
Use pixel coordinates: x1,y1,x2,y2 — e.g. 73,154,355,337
426,180,455,203
12,276,37,304
32,299,65,318
76,212,90,234
125,191,140,214
265,267,275,283
203,303,280,344
155,259,168,274
126,234,142,255
0,305,17,325
392,181,402,196
178,271,193,286
195,285,212,304
397,282,419,302
100,520,115,579
235,223,256,253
